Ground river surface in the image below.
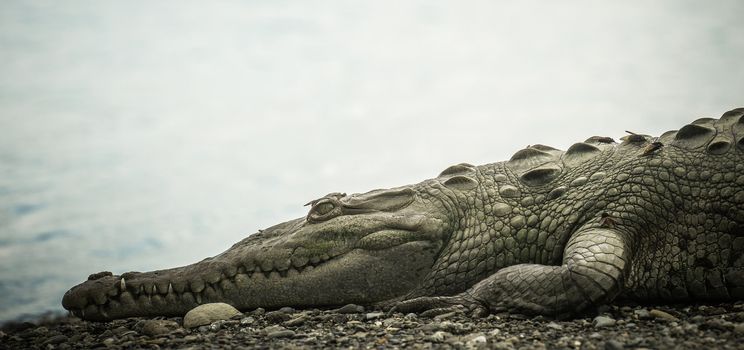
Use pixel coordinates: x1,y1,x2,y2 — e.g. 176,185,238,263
1,1,743,322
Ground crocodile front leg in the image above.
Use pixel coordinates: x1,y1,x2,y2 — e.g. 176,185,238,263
394,225,632,319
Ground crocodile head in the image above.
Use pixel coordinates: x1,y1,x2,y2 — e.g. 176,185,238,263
62,181,455,320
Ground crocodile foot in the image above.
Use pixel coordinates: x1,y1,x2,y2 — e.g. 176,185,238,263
391,293,488,318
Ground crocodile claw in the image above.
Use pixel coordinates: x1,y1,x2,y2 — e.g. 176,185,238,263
390,294,488,318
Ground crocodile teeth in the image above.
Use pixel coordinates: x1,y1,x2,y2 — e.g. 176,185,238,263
286,267,300,278
291,256,309,268
120,278,126,291
190,278,205,293
168,283,174,294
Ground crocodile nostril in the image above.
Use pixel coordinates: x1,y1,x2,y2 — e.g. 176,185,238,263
88,271,113,281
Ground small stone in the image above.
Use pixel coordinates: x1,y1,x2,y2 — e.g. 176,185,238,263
284,315,309,326
465,333,487,347
701,318,734,331
427,331,450,343
268,329,296,338
336,304,365,314
240,316,255,325
102,338,116,346
649,309,679,321
43,334,68,345
701,306,727,315
604,340,624,350
263,325,286,333
278,306,295,314
365,312,384,320
734,323,744,335
253,307,266,315
111,326,129,336
690,315,705,323
593,315,617,328
183,303,242,328
433,311,458,321
140,320,181,336
208,320,225,331
404,313,417,319
32,326,49,335
120,330,138,339
264,325,295,338
546,321,563,330
265,310,292,323
634,308,651,319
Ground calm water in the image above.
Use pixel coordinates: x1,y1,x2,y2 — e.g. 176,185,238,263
1,1,743,322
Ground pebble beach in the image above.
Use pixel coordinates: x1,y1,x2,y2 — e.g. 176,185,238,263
2,302,744,349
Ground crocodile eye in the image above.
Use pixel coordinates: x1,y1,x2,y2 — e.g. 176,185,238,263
306,199,340,223
312,202,335,216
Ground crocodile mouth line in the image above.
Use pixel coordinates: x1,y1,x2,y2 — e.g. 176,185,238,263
67,253,340,319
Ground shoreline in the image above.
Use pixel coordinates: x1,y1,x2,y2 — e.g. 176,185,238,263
2,302,743,349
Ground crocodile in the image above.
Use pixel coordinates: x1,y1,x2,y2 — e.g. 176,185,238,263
62,108,744,321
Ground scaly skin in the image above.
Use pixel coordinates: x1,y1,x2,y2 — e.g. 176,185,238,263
63,108,744,321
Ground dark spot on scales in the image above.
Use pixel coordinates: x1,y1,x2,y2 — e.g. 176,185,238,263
509,148,553,162
564,142,601,164
566,142,600,155
520,165,561,186
673,124,716,149
707,139,731,155
443,175,478,190
546,186,567,200
675,124,715,140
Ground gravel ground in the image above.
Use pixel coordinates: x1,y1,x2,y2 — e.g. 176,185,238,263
2,302,744,349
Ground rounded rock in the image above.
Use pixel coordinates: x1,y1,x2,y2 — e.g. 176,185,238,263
183,302,242,328
593,315,616,328
336,303,365,314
